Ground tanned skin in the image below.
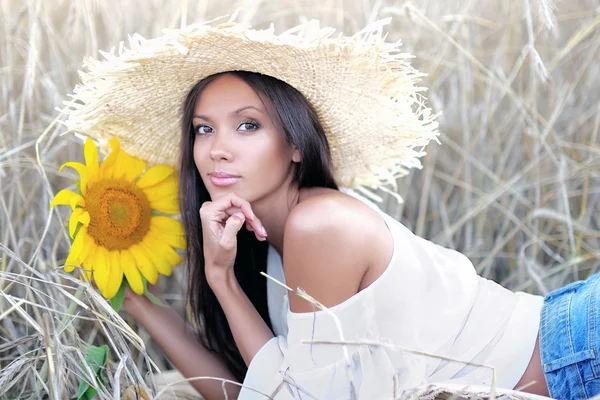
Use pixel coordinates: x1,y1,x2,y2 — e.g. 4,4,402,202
124,74,549,399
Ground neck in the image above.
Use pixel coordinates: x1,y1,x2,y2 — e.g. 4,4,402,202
250,179,300,258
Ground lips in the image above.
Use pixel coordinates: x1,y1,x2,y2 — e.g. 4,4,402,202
208,172,241,187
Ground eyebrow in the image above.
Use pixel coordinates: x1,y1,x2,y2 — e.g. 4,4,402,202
193,105,264,121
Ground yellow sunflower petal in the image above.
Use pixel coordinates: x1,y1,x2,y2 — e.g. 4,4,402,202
148,227,186,250
105,251,123,299
137,165,175,188
79,233,96,282
64,227,89,272
150,216,185,236
84,138,100,183
99,137,121,179
139,242,172,276
77,211,91,227
142,235,183,267
149,197,180,215
80,264,93,283
121,250,144,295
129,244,159,285
79,236,96,265
111,149,146,182
92,247,110,295
142,174,178,201
64,249,79,273
125,158,147,182
109,145,128,177
69,208,85,238
50,189,84,210
70,227,88,259
59,161,89,195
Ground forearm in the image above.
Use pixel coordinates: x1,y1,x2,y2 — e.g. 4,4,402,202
125,297,239,399
208,270,274,366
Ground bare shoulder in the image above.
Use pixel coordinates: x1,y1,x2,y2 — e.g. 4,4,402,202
284,190,382,239
282,188,393,312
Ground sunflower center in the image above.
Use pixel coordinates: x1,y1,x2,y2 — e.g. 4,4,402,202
85,179,151,251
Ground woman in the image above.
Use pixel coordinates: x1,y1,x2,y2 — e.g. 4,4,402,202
66,18,596,400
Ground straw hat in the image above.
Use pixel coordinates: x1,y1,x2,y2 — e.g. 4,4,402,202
63,14,439,195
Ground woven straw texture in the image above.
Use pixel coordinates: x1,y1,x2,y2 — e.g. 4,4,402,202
64,16,440,190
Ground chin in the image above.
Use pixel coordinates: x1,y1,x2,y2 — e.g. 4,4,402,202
208,186,245,200
208,188,231,199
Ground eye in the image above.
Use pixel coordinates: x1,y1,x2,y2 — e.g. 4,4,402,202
238,120,260,132
194,124,213,136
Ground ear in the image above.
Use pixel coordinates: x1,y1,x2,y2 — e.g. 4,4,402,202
292,147,301,163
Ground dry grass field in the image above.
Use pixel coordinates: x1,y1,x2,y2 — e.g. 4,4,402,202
1,0,599,398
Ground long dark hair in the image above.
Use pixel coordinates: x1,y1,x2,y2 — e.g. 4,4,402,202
179,71,338,381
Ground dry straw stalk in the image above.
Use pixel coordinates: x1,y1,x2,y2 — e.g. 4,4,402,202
1,0,599,398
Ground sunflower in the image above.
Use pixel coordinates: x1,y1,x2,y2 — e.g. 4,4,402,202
51,137,185,299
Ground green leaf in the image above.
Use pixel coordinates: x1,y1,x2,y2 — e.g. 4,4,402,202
76,345,109,400
83,386,97,399
85,345,109,372
145,291,164,306
110,280,127,312
76,369,90,398
69,224,82,245
76,380,88,399
142,277,164,306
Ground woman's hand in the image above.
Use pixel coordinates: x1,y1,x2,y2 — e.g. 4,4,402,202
118,284,242,399
199,192,267,280
121,283,163,318
199,193,274,367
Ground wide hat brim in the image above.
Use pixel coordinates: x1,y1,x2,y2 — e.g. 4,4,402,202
63,15,439,192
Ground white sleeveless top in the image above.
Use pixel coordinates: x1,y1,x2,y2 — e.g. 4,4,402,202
240,189,543,399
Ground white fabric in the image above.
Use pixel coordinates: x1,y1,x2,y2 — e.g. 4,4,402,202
240,190,544,399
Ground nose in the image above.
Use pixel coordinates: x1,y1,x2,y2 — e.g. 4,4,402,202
209,131,233,161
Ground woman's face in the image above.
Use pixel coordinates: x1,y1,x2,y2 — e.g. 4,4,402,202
193,74,300,202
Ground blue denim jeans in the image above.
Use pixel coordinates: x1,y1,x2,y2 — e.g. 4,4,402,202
540,272,600,399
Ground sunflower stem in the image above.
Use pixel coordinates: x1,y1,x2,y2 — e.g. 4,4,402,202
110,280,128,311
141,277,164,306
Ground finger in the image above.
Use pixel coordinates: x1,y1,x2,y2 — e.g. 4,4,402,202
223,209,265,241
219,213,246,251
226,193,255,222
201,204,263,241
209,220,225,239
226,211,266,242
242,219,266,242
226,194,268,239
199,205,228,222
203,193,254,222
224,207,265,239
222,207,244,218
206,194,267,239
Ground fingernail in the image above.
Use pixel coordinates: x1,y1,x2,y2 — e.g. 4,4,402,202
234,212,245,220
261,227,267,237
